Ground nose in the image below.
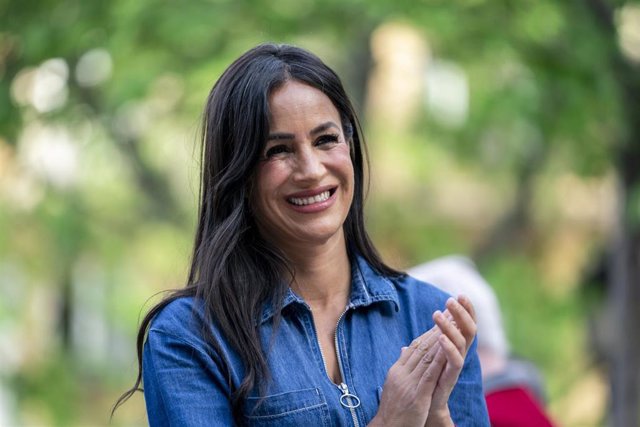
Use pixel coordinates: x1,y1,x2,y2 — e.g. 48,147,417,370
292,146,324,183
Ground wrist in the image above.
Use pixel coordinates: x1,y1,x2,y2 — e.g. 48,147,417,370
367,415,386,427
426,406,453,427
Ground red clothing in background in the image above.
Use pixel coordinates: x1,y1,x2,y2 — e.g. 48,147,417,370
485,386,556,427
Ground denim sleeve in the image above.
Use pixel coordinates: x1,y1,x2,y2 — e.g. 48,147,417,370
143,328,233,426
449,337,490,426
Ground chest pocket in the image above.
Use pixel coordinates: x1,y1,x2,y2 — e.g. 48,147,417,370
243,387,331,427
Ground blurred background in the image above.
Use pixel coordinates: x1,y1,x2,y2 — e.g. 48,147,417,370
2,0,640,425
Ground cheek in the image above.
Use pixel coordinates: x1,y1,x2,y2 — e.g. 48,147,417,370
253,163,289,211
333,146,355,184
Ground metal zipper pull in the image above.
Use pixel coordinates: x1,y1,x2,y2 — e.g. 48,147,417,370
338,382,361,409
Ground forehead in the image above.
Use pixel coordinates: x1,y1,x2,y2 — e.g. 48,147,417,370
268,81,341,131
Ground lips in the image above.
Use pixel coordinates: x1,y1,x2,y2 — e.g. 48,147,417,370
286,187,337,206
288,190,331,206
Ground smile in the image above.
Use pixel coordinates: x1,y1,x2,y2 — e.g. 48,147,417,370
287,188,335,206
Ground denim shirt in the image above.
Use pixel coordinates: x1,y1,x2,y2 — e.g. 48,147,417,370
143,255,489,426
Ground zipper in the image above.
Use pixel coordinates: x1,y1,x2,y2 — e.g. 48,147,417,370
338,381,361,427
314,303,361,427
335,305,360,426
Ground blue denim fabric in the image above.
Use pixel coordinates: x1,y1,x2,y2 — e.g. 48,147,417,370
143,255,490,426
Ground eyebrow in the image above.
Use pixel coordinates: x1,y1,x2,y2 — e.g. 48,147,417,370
310,121,340,135
266,121,340,141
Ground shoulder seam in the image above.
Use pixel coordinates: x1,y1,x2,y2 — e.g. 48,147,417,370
148,327,215,362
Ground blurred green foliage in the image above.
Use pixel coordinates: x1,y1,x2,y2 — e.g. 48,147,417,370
2,0,639,425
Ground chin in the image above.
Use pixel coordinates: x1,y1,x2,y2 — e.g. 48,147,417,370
292,223,345,246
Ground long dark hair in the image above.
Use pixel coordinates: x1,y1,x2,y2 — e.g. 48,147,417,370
113,43,401,421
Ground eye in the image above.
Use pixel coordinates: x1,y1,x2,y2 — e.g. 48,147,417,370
316,134,339,146
264,144,290,158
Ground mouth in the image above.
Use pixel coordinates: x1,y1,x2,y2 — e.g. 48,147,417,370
287,187,337,206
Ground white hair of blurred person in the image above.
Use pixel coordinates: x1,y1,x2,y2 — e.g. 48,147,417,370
408,255,509,377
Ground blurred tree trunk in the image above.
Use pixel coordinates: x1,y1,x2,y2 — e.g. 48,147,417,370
59,266,73,352
344,24,375,118
473,141,546,263
76,84,185,224
610,196,640,427
583,0,640,425
609,76,640,427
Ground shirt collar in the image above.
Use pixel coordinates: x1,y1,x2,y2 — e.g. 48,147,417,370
258,254,399,325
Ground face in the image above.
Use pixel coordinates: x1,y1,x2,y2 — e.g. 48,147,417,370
251,80,354,253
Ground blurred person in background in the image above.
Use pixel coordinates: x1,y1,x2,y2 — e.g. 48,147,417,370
113,44,489,426
409,256,556,427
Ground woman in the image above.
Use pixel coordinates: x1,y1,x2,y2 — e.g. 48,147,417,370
115,43,489,426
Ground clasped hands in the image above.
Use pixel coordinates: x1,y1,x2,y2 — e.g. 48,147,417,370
369,296,477,427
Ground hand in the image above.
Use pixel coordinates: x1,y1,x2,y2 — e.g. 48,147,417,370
370,296,477,427
369,328,447,426
425,296,477,426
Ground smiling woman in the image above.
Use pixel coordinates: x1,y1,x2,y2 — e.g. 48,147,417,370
253,81,355,255
113,43,489,426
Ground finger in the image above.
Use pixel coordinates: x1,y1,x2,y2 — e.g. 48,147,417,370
441,309,457,328
409,326,439,349
457,294,476,323
397,346,412,365
404,332,440,372
433,310,466,355
400,325,439,366
436,334,465,388
423,335,465,409
416,347,447,395
446,298,477,345
403,329,441,372
439,334,465,371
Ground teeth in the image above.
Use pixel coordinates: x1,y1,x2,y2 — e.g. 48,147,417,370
289,190,331,206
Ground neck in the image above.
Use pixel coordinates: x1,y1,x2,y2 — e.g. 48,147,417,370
280,234,351,309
